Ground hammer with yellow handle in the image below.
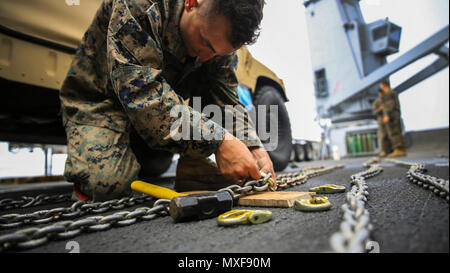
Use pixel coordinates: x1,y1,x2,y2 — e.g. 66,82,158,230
131,181,187,200
131,181,233,222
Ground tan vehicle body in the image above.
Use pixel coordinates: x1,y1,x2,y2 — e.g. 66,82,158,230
0,0,287,100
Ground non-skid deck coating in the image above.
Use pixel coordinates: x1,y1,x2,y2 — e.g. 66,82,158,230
1,148,448,253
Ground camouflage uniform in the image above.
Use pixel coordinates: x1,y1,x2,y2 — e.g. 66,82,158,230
380,88,405,151
60,0,263,201
372,97,391,154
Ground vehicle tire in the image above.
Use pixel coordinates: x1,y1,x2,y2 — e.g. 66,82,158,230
295,143,305,162
252,85,293,171
303,142,314,161
290,146,298,162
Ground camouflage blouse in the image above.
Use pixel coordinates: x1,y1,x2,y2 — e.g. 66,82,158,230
60,0,263,158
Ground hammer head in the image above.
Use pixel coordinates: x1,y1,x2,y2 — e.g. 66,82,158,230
169,191,233,222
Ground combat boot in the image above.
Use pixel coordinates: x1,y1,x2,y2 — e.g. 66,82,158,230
175,157,243,192
387,148,406,158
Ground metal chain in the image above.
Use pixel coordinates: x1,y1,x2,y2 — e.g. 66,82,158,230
0,195,155,229
385,158,449,202
277,164,345,189
0,165,344,213
330,160,383,253
2,166,311,229
0,164,344,252
0,193,72,211
218,164,345,201
0,199,170,252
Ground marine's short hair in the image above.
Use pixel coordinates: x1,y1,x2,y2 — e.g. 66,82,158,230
201,0,265,48
380,78,390,86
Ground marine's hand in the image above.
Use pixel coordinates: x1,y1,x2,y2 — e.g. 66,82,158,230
383,116,390,124
249,147,277,190
215,133,261,180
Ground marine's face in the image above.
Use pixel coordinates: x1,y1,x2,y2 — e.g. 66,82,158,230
180,0,237,62
380,83,389,93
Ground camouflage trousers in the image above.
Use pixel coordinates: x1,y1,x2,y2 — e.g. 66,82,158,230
386,116,405,150
377,119,391,153
64,121,141,202
377,116,405,152
64,121,237,202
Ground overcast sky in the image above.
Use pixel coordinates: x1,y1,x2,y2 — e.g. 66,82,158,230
248,0,449,141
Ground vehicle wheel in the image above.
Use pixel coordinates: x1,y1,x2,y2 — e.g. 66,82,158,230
252,85,293,171
290,146,297,162
303,142,314,161
295,144,305,162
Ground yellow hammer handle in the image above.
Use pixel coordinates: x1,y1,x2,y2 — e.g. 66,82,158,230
131,181,187,200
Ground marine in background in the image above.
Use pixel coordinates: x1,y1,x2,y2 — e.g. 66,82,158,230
376,79,407,158
372,89,391,157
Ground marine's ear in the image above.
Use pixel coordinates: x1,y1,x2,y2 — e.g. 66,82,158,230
185,0,199,11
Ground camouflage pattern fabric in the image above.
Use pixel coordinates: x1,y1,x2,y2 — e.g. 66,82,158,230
60,0,263,201
372,97,391,153
380,88,405,150
64,121,140,201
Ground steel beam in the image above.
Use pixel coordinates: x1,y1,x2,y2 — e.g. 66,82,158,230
394,56,449,95
434,44,449,60
327,25,449,110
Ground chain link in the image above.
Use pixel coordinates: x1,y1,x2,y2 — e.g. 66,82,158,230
0,195,156,229
218,165,344,200
0,164,345,252
330,160,383,253
386,158,449,202
0,199,170,252
0,193,72,211
330,157,449,252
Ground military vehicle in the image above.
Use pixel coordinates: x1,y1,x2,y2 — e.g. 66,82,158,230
0,0,297,175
